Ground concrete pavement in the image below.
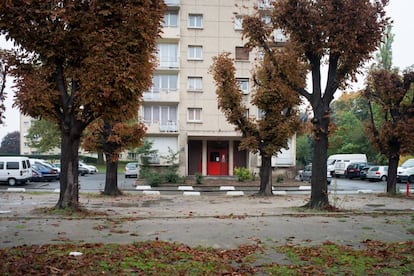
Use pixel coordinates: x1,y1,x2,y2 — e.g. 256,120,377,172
0,192,413,249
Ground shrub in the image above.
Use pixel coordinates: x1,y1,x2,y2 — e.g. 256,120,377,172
234,167,252,182
145,172,162,187
195,173,203,184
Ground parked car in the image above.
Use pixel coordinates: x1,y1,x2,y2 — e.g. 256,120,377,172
366,166,388,182
397,166,414,183
125,162,139,178
359,166,371,180
29,167,43,182
0,156,31,186
345,162,367,179
31,163,59,182
79,161,98,174
300,164,312,182
300,164,331,185
30,159,60,180
397,158,414,182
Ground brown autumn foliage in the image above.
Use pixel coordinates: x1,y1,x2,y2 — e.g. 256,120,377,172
82,119,146,195
0,1,165,208
211,44,306,196
0,49,9,125
242,0,388,208
364,68,414,193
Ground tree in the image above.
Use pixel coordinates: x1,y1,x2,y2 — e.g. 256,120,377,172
211,46,305,196
0,49,9,124
0,131,19,154
82,119,146,196
364,68,414,194
242,0,388,207
26,119,60,153
1,1,165,209
329,92,378,162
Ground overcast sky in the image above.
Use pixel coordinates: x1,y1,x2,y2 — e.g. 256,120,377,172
0,1,413,142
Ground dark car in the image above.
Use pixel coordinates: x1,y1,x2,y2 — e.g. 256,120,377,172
31,163,59,182
360,166,371,180
345,162,367,179
30,167,44,182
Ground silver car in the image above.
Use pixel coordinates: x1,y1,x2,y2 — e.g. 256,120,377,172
125,162,139,178
366,166,388,182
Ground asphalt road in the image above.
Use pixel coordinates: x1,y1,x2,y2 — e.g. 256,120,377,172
0,172,411,195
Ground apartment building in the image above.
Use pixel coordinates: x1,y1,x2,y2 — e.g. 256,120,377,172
137,0,295,177
19,0,296,176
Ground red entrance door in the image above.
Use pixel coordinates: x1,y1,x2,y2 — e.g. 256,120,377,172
208,147,229,175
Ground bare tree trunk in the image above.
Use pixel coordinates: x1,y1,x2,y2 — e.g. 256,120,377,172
56,129,81,209
97,151,105,165
386,143,400,195
308,131,329,208
258,155,273,196
104,157,121,196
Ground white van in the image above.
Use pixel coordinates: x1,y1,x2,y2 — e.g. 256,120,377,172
328,154,367,178
0,156,32,186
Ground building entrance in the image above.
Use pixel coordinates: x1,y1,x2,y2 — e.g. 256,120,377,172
207,141,228,175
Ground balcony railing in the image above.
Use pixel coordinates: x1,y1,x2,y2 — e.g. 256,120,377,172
159,120,178,132
143,88,179,102
143,120,179,133
164,0,180,7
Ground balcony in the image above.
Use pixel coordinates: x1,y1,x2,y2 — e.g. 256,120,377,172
161,26,180,39
143,89,179,102
258,0,275,9
164,0,180,7
145,121,179,134
158,59,179,70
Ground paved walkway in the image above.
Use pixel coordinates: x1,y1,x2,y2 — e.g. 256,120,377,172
0,192,413,249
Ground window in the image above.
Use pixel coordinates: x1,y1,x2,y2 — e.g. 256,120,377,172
157,43,178,68
257,109,266,120
142,105,177,126
261,15,271,25
188,45,203,60
237,78,249,94
153,74,178,92
188,14,203,28
188,108,202,122
163,11,178,27
234,16,243,30
6,162,19,170
235,46,249,61
187,77,203,91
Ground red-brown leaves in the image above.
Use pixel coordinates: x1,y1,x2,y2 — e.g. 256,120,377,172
364,68,414,155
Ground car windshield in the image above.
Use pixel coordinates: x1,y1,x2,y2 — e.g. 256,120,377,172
401,159,414,168
127,163,137,169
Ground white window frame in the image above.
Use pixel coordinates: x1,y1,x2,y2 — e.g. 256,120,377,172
234,16,243,30
187,76,203,91
163,11,178,27
188,45,203,60
157,43,178,68
188,14,203,28
237,78,249,94
188,108,202,122
142,105,177,126
153,74,178,92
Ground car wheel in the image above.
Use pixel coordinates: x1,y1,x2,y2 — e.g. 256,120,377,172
380,175,387,182
408,175,414,184
8,178,16,186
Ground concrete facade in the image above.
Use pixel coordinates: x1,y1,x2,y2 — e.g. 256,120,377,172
138,0,295,177
19,0,296,176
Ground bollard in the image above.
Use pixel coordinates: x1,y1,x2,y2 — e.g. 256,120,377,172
407,181,410,197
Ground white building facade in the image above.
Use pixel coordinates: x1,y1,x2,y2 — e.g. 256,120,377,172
137,0,295,177
20,0,296,176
